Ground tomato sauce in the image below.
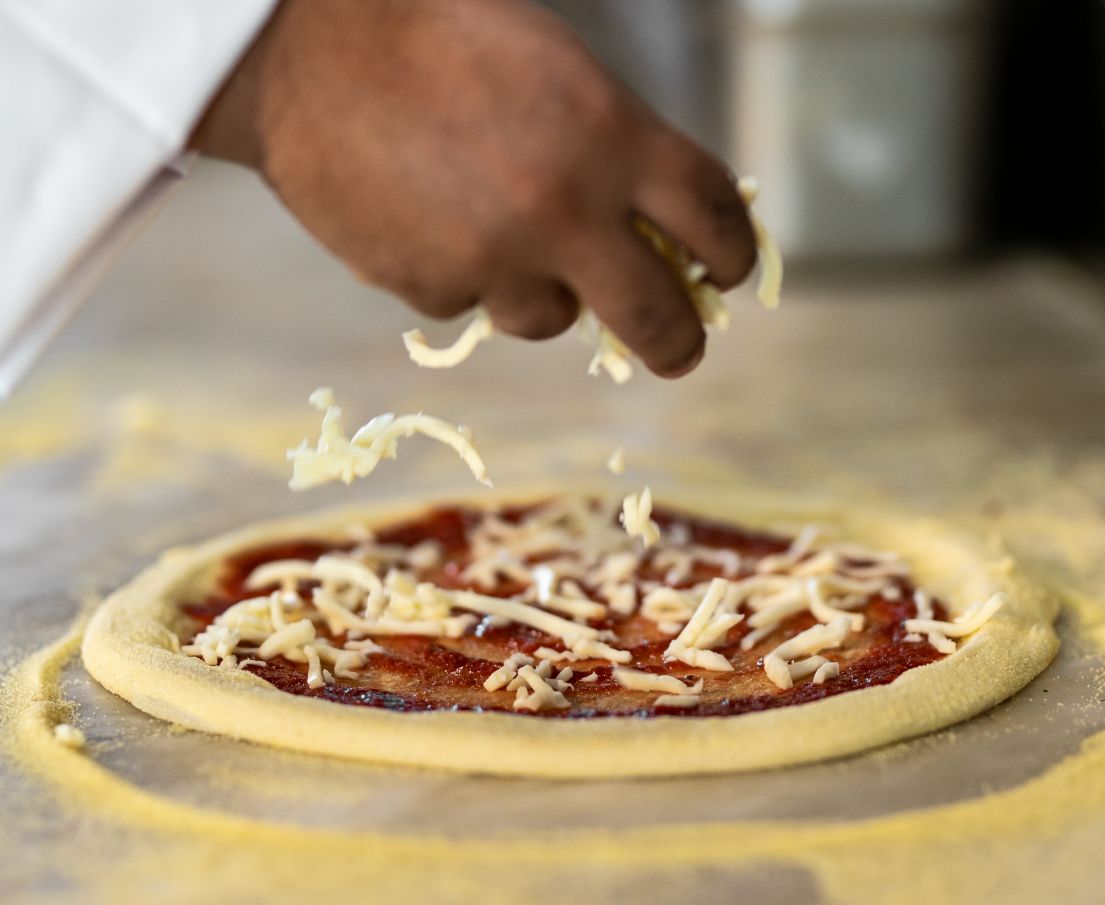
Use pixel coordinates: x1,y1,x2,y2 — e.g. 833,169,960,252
181,504,947,718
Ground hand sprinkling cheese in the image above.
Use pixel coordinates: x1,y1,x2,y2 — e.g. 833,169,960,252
287,388,491,490
398,176,781,382
635,217,732,330
904,593,1004,641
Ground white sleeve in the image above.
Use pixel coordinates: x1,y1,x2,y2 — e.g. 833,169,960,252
0,0,278,398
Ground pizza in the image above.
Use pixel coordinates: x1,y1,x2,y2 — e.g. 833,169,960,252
81,488,1059,777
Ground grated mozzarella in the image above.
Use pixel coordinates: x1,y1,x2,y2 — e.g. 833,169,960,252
664,578,743,671
621,487,661,547
606,446,626,475
737,176,783,310
402,309,494,368
512,664,571,711
287,388,491,491
613,667,704,696
763,617,851,690
904,593,1004,642
186,499,970,706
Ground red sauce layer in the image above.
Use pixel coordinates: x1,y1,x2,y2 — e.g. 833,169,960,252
181,503,946,718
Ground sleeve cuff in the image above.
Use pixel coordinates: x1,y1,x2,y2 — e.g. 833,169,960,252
0,0,277,397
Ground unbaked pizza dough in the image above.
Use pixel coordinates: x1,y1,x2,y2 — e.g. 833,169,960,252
81,485,1058,778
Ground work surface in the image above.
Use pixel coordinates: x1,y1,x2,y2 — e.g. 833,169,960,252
4,162,1105,904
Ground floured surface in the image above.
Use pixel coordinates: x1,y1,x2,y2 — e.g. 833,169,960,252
3,161,1105,902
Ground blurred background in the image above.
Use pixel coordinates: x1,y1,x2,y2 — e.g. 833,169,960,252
545,0,1105,264
7,6,1105,898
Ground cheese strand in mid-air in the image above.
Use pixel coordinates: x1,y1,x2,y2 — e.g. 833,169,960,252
398,175,782,381
402,308,495,368
287,388,491,490
736,177,783,310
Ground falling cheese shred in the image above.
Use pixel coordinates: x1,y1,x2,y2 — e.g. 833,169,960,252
621,487,661,547
587,318,635,384
287,388,491,490
736,176,783,309
402,308,495,368
606,446,626,475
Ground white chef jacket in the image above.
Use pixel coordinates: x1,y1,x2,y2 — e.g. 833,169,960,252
0,0,277,398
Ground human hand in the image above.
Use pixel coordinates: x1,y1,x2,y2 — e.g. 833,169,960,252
190,0,757,377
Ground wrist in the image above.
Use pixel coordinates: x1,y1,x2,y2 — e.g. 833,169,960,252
187,0,284,170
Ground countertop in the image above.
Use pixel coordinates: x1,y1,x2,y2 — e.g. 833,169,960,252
4,160,1105,904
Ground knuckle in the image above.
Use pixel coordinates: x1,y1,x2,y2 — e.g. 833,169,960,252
556,44,629,134
422,294,479,320
493,289,577,340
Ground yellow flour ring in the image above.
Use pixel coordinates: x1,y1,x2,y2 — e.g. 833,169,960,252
3,600,1103,905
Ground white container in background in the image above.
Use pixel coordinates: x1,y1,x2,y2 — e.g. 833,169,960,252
730,0,991,259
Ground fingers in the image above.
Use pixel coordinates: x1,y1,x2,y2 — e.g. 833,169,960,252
371,270,481,321
567,225,706,378
482,280,580,340
634,129,757,290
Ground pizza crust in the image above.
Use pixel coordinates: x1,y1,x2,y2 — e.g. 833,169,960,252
81,485,1059,778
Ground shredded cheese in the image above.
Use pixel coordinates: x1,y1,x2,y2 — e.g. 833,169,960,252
184,498,970,706
258,619,316,660
621,487,661,547
664,578,742,671
807,578,865,631
587,318,635,384
736,177,783,310
904,593,1004,641
287,388,491,491
483,652,534,692
606,446,626,475
402,308,494,368
396,175,781,384
635,217,732,330
763,617,851,690
613,667,704,696
450,590,600,647
569,638,633,664
512,664,571,712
